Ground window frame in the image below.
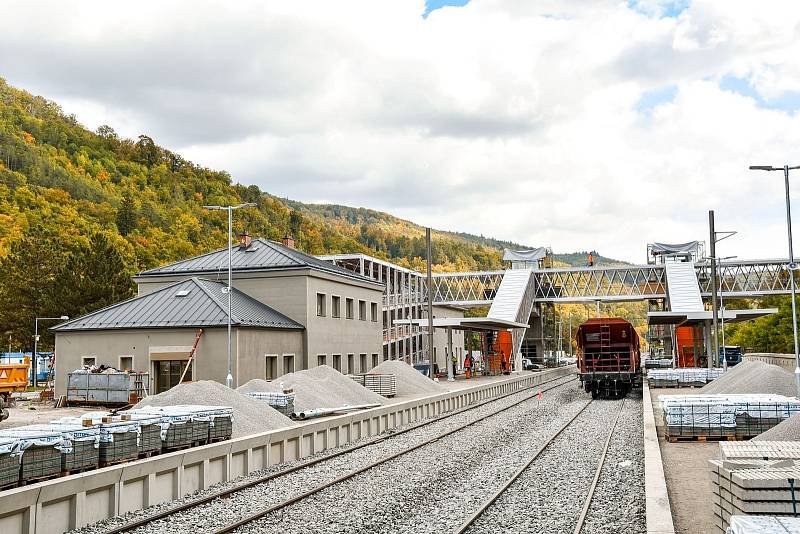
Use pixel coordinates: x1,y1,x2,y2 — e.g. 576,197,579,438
358,300,367,321
316,293,327,317
331,295,341,318
332,354,342,372
265,354,278,381
370,302,378,322
345,298,354,320
118,355,134,371
317,354,327,367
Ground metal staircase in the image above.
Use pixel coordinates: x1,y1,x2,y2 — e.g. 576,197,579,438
487,269,536,371
663,262,704,312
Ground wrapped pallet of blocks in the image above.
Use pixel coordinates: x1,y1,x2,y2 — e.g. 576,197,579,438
648,368,724,387
0,437,20,489
179,405,233,442
26,423,100,473
0,427,69,483
133,406,210,449
244,391,296,416
660,394,800,441
116,410,163,456
726,515,800,533
709,441,800,533
54,412,140,466
363,374,397,397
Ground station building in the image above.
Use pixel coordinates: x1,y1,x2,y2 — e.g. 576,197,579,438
53,235,464,396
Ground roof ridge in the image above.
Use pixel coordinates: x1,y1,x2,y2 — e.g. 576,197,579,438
139,245,229,275
195,277,303,328
192,278,242,325
52,278,193,330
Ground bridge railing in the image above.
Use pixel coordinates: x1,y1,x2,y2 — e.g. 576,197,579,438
697,259,796,297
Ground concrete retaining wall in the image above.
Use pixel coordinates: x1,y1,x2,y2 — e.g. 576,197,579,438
744,353,796,373
0,367,573,534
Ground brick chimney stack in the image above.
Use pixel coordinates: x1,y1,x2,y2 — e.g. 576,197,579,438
239,231,252,249
281,234,295,249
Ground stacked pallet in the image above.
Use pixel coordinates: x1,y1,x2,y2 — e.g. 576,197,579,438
243,391,296,416
710,442,800,532
0,427,70,484
349,373,397,397
660,395,800,441
644,358,673,369
24,423,100,473
727,515,800,533
0,438,19,489
648,368,725,388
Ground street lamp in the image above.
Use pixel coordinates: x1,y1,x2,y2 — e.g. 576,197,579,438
33,316,69,388
203,203,257,388
707,209,737,368
750,164,800,396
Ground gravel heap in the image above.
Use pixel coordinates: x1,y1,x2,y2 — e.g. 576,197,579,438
700,360,797,397
368,360,443,396
237,365,387,412
754,414,800,441
134,380,292,438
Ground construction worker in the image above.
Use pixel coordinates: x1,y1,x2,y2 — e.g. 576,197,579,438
588,252,594,267
451,353,457,377
464,354,472,379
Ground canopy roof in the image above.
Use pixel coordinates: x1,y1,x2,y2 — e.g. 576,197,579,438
649,241,701,255
647,308,778,326
393,317,529,331
502,247,548,262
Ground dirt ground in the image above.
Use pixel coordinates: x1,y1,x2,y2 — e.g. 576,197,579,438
0,397,97,430
651,387,719,534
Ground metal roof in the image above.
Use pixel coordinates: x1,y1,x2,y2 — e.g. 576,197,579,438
647,308,778,326
137,238,380,286
52,278,304,332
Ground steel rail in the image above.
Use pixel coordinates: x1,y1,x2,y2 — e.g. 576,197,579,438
105,373,575,534
208,376,578,534
452,399,594,534
573,398,627,534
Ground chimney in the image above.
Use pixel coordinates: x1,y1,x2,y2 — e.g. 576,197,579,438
238,231,252,249
281,234,295,249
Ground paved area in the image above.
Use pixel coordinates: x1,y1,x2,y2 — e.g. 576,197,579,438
0,397,96,430
650,387,717,534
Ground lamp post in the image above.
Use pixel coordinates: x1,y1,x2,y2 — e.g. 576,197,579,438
707,210,737,368
33,316,68,388
750,164,800,396
203,202,257,388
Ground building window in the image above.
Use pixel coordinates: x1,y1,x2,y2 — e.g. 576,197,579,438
318,354,327,367
316,293,326,316
347,354,354,374
360,353,367,373
372,353,379,368
119,355,134,371
82,356,97,368
346,298,354,319
283,354,295,374
333,354,342,372
371,302,378,322
331,296,341,318
265,355,278,380
154,360,191,394
359,300,367,321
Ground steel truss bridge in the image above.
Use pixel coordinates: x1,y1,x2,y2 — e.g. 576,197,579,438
432,259,795,307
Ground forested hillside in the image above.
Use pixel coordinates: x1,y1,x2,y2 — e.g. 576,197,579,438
0,78,623,351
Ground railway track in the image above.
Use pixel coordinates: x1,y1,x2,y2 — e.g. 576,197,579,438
100,373,576,534
455,397,631,534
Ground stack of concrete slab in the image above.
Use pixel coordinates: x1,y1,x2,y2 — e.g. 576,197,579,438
648,368,724,387
243,391,296,416
726,515,800,533
710,442,800,532
350,374,397,397
660,395,800,441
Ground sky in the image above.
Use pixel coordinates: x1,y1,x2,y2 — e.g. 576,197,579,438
2,0,800,263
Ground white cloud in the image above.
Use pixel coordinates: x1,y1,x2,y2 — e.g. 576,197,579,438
1,0,800,262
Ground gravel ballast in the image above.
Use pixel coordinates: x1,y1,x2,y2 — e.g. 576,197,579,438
700,360,796,396
135,380,292,438
71,376,578,534
368,360,444,396
237,365,387,411
754,413,800,441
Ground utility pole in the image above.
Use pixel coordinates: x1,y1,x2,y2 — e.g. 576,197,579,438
568,313,572,357
426,228,436,381
708,210,719,369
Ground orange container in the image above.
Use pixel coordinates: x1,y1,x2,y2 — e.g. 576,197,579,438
0,357,30,399
493,331,513,374
676,326,696,367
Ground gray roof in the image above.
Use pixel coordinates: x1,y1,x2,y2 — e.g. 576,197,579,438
137,238,379,285
52,278,304,332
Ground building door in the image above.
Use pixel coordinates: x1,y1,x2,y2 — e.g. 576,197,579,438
155,360,191,393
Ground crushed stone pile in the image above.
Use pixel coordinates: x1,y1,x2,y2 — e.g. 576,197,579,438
699,360,797,397
134,380,292,438
368,360,444,396
754,414,800,441
237,365,387,412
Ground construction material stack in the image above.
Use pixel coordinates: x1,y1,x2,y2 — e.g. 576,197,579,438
0,437,19,489
648,368,725,388
244,391,296,416
25,423,100,473
349,374,397,397
661,395,800,441
709,442,800,532
0,427,69,483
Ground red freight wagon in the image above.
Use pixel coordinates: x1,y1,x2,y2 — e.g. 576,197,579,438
576,318,641,399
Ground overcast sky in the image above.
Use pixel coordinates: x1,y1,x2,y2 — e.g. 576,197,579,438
2,0,800,263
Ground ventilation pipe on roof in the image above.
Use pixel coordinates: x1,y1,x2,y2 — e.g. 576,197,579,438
239,231,252,249
281,234,295,249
